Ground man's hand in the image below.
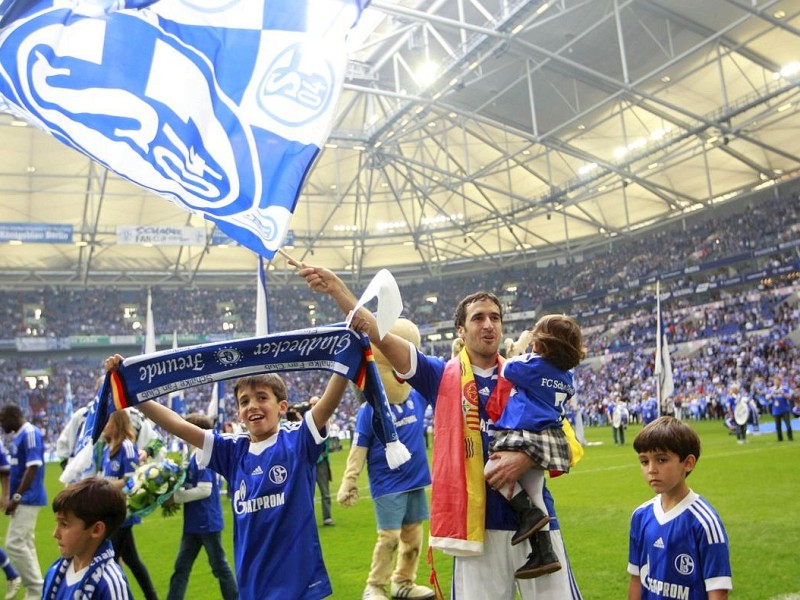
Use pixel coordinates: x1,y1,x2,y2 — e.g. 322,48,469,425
485,451,536,500
298,264,339,294
4,497,19,516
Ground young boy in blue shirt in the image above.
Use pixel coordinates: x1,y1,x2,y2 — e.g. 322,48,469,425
105,353,350,600
166,413,237,600
628,417,732,600
43,477,132,599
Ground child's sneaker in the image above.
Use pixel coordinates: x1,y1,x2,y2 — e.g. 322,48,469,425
515,532,562,579
5,577,21,600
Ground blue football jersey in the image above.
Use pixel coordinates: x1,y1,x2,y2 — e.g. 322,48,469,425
355,389,431,498
642,398,659,424
0,440,10,472
405,348,561,533
496,353,574,431
628,491,732,599
182,452,224,534
200,414,332,600
102,439,140,527
44,546,132,600
8,422,47,506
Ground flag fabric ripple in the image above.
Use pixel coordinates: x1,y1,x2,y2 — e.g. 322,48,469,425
0,0,367,257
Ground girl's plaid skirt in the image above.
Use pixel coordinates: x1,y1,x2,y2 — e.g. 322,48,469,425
491,426,571,472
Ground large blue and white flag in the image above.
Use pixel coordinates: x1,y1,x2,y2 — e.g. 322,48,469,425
654,281,674,407
0,0,367,257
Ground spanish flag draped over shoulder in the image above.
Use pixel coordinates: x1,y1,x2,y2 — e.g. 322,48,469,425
429,349,511,556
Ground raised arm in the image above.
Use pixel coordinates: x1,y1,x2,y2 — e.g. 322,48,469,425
298,263,414,374
309,374,350,432
104,355,206,449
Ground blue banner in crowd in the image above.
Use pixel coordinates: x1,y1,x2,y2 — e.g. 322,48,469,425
0,0,366,258
0,222,72,243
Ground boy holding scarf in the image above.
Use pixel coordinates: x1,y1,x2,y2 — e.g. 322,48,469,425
104,354,351,600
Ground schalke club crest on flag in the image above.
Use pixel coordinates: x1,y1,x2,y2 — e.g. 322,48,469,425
0,0,368,257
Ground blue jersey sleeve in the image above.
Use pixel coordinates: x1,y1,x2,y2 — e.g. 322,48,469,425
0,441,9,471
628,507,645,575
406,350,446,409
120,440,139,477
23,427,45,467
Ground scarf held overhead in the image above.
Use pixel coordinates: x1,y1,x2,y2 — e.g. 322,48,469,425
88,326,409,467
429,348,511,556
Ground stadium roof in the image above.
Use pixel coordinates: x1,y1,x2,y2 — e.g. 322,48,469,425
1,0,799,290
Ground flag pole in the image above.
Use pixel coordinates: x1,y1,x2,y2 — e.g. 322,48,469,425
655,281,662,416
145,288,156,354
256,257,270,336
276,247,302,268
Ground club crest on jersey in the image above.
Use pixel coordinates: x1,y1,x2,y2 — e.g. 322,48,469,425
674,554,694,575
0,10,258,218
269,465,288,485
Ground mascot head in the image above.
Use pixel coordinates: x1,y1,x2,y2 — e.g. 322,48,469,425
373,318,420,405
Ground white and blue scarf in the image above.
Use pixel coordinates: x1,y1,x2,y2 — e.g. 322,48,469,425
44,540,117,600
65,327,409,481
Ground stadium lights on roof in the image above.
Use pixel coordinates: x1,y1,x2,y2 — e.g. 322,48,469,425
414,60,439,86
779,63,799,78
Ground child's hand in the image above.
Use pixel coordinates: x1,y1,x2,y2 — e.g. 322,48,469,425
104,354,123,372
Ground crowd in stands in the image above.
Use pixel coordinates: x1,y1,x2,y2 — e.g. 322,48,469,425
0,189,798,456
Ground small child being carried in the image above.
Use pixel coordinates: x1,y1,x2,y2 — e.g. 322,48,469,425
487,314,585,580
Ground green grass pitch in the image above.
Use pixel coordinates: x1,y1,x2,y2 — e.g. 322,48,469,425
10,419,799,599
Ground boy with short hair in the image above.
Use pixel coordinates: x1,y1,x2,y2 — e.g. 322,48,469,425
105,354,350,600
628,417,732,600
43,477,132,599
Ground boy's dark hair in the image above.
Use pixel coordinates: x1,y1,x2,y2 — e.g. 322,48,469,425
52,477,127,539
233,374,288,404
633,416,701,468
453,292,503,329
184,412,214,430
0,404,23,419
532,314,586,371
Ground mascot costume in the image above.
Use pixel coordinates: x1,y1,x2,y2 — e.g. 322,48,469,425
338,318,435,600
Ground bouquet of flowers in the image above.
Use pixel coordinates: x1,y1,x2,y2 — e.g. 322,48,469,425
123,457,186,518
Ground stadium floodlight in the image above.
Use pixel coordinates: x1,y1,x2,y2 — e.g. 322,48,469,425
414,60,439,86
